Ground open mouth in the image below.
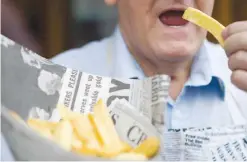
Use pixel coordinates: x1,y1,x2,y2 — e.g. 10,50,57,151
159,9,188,27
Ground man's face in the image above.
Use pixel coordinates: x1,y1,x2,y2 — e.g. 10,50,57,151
117,0,215,62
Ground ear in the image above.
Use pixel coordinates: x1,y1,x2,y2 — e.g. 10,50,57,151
104,0,117,6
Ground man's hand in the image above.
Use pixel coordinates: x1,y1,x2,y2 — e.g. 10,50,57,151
223,21,247,92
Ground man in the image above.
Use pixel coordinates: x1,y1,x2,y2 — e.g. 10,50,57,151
52,0,247,129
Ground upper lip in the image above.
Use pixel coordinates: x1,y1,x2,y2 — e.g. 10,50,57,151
158,5,187,16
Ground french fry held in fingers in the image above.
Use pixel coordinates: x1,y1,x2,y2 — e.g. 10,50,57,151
12,99,161,160
183,7,225,47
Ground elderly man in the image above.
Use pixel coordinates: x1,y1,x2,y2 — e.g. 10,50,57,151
52,0,247,129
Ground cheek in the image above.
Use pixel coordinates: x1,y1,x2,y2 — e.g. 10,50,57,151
118,1,154,42
197,0,215,15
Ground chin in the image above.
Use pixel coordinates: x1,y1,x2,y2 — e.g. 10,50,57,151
153,41,200,62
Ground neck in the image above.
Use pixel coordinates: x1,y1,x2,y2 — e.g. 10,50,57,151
134,53,193,100
118,26,193,100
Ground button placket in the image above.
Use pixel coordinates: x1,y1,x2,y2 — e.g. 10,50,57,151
171,89,192,128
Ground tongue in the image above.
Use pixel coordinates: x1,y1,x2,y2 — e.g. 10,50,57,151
160,11,188,26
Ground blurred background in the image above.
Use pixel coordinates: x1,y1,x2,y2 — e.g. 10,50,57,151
1,0,247,59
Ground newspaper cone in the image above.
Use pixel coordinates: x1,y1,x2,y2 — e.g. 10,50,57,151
1,34,170,160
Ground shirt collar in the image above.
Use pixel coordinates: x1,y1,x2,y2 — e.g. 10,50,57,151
186,40,226,99
186,42,212,87
111,27,226,99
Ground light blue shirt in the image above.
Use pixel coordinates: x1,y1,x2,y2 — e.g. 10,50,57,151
52,27,247,129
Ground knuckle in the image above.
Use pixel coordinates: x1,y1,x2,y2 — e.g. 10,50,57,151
229,51,247,71
231,71,240,85
236,34,245,46
231,70,244,87
235,51,244,61
226,21,241,34
243,32,247,43
227,23,235,35
224,33,247,56
240,32,247,43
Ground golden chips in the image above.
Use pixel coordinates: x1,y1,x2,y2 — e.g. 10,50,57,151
53,120,73,151
183,7,225,46
10,100,160,160
132,136,160,158
89,99,125,157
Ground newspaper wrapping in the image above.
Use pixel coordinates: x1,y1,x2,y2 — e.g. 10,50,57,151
2,34,246,161
208,136,247,161
163,125,247,161
1,34,169,160
30,68,170,145
52,68,170,134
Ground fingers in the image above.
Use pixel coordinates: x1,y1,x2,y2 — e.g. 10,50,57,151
231,70,247,92
228,51,247,71
223,21,247,92
224,32,247,56
223,21,247,39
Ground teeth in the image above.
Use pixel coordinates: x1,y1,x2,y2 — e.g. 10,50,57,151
169,25,184,28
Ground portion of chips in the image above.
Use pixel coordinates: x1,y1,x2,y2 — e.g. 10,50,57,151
53,120,73,151
132,136,160,158
10,99,160,160
27,120,54,140
183,7,225,47
88,99,125,157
